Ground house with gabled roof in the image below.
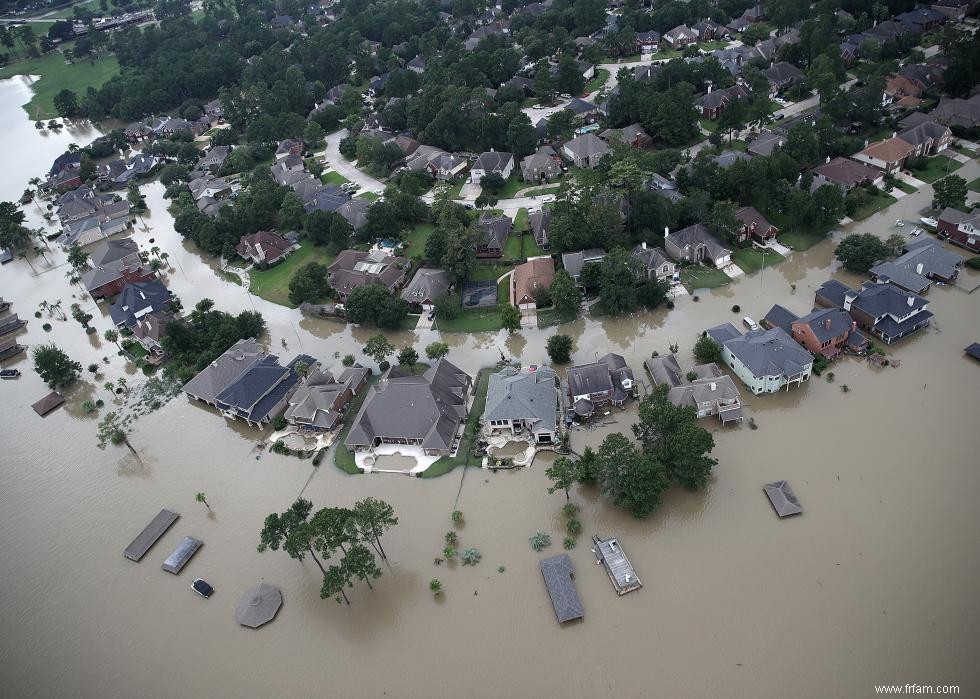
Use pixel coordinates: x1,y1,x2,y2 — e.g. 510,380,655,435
476,212,511,258
734,206,778,244
109,280,173,330
898,121,951,157
566,353,635,419
236,231,298,268
644,355,743,423
664,224,732,268
345,358,472,457
937,206,980,253
599,124,652,149
664,24,699,48
80,238,154,299
327,249,409,301
631,242,675,281
851,136,916,174
706,323,813,394
811,157,884,192
814,280,932,344
763,62,803,95
561,133,610,169
790,308,867,358
400,267,450,312
512,257,555,314
521,146,563,183
484,365,562,444
868,238,961,293
284,361,368,433
528,209,552,249
470,150,514,184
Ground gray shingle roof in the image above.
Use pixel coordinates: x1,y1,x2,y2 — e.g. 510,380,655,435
540,553,583,623
108,280,172,328
400,267,450,304
762,304,799,334
710,325,813,380
764,480,803,517
182,338,265,404
485,366,560,427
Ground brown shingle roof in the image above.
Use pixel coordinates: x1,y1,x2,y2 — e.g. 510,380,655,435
856,137,915,164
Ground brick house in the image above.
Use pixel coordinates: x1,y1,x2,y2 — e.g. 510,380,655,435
937,207,980,253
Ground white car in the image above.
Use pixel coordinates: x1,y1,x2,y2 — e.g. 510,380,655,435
920,217,938,228
894,219,905,227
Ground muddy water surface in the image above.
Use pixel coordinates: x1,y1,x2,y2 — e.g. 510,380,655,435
1,86,979,698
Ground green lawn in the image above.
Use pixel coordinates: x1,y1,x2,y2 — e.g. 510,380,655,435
850,191,898,221
951,144,976,159
332,373,383,475
680,266,731,292
699,119,719,133
445,179,465,200
320,170,351,186
503,234,522,259
727,139,748,152
485,174,528,200
356,191,379,201
0,51,119,119
519,184,560,197
514,207,529,232
732,247,785,274
402,222,435,259
433,307,504,333
522,235,548,258
779,229,828,251
221,270,243,286
584,68,610,95
909,155,963,183
469,263,511,282
248,240,335,307
498,276,509,304
697,40,726,51
968,177,980,193
420,368,492,478
894,180,917,194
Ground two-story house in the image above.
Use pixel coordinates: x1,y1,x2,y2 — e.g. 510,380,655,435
814,280,933,345
706,323,814,394
484,365,562,444
566,353,636,419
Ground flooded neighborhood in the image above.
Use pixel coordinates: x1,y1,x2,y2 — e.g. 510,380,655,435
2,3,980,697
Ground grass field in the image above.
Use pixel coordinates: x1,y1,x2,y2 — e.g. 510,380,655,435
485,174,528,200
584,68,610,95
850,191,898,221
680,266,731,292
514,208,529,232
536,307,577,329
0,52,119,119
519,184,560,197
522,235,548,258
420,368,492,478
779,229,828,251
699,119,719,133
433,307,504,333
503,234,522,259
894,180,917,194
402,222,435,258
732,247,785,274
909,155,962,183
968,177,980,193
320,170,351,186
356,190,379,201
469,262,511,282
248,241,335,307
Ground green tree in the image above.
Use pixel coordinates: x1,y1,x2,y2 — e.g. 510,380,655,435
506,113,537,157
834,233,890,274
287,262,331,305
352,498,398,562
501,304,521,332
278,191,306,232
103,328,120,352
884,233,906,257
546,334,573,364
364,333,395,365
556,53,585,96
546,456,579,500
397,345,419,367
346,284,407,329
595,432,669,518
933,174,967,210
693,335,722,365
706,201,740,245
441,225,479,284
342,354,355,367
425,341,450,360
53,89,79,118
305,210,353,249
32,343,81,388
195,492,211,511
633,385,717,491
549,269,581,315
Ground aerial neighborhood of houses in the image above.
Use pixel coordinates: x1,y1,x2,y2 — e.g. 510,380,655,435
15,0,980,493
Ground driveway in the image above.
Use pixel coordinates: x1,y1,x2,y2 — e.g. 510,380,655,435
321,129,385,194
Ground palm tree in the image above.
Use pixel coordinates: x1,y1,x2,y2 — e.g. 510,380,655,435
150,245,161,258
50,300,66,320
104,329,120,351
195,492,211,511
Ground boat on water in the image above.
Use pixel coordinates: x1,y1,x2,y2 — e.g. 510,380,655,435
0,369,20,379
191,578,214,598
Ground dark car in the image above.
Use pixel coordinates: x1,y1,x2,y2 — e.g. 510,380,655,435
427,310,436,321
191,578,214,598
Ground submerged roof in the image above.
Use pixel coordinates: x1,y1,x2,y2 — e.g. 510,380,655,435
539,553,583,623
485,366,559,426
763,480,803,517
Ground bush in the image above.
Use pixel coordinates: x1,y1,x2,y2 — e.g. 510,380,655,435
461,548,482,566
378,360,390,371
967,256,980,270
81,400,97,414
563,537,576,550
442,544,456,560
826,371,835,383
444,531,458,546
686,370,698,381
561,502,579,518
731,304,740,313
566,518,582,535
342,354,355,366
692,295,699,302
429,579,442,593
666,300,675,309
811,354,830,376
87,363,99,373
142,364,156,376
42,323,52,332
273,415,287,431
312,447,326,466
546,334,573,364
529,532,552,551
451,510,463,524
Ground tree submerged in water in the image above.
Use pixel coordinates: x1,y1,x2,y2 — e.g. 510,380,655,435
529,532,552,551
96,411,139,459
460,548,482,566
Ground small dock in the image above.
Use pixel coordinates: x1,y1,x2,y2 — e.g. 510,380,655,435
162,536,203,574
1,339,26,363
592,535,642,595
124,509,179,561
0,314,26,337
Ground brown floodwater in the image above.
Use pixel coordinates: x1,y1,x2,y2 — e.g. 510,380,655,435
1,77,979,698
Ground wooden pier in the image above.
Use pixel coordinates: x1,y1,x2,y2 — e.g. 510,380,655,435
592,535,642,595
124,509,179,561
162,536,203,574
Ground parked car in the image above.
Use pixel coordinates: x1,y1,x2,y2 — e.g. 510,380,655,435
894,219,905,227
427,310,436,321
743,316,759,331
0,369,20,379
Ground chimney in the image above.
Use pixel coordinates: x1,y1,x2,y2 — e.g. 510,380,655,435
707,84,713,93
892,132,897,139
664,226,670,238
851,320,857,333
710,382,717,391
642,241,647,249
826,155,831,164
824,317,832,331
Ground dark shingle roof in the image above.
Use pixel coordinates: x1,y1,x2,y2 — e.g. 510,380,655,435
540,554,583,623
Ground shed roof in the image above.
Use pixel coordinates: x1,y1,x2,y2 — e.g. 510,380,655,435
539,554,583,623
763,480,803,517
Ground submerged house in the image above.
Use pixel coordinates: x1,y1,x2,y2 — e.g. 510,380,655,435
644,355,743,424
706,323,814,394
664,224,732,268
484,365,562,444
344,359,472,457
814,280,932,345
182,339,305,428
283,362,370,433
868,238,961,293
566,353,635,419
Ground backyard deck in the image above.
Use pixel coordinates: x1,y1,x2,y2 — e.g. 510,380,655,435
592,535,642,595
123,509,180,561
